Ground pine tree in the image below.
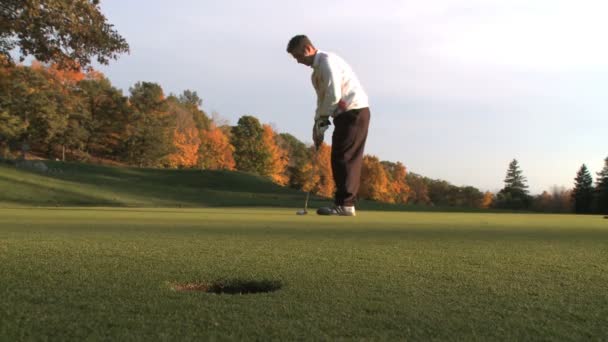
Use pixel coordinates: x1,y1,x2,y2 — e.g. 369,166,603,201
79,75,131,159
571,164,594,214
496,159,531,209
230,115,269,175
595,157,608,214
124,82,175,167
278,133,309,190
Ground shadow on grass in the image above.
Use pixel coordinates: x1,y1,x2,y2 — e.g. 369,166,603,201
2,161,524,213
1,162,329,208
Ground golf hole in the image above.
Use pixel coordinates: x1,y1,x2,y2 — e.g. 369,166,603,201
169,279,282,294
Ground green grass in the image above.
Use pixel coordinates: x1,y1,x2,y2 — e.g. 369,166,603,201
0,161,490,212
0,161,315,208
1,208,607,340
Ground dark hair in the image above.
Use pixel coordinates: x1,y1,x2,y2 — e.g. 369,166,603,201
286,35,313,53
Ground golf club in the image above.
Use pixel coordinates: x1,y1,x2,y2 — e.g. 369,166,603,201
296,148,317,215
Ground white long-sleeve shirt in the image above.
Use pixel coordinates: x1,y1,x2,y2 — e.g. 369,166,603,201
311,50,369,121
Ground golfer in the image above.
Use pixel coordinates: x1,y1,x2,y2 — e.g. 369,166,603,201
287,35,370,216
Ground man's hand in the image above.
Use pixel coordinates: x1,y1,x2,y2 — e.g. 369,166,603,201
312,117,330,150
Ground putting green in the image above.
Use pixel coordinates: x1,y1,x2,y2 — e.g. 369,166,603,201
1,208,607,340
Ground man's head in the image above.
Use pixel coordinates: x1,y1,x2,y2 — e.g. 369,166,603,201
287,35,317,67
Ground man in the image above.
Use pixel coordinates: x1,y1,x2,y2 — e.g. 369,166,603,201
286,35,371,216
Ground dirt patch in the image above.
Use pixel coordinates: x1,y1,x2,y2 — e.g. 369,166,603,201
169,279,282,294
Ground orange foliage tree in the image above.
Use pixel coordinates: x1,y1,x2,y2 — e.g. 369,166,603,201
167,127,200,168
166,101,201,168
383,161,410,204
46,63,86,86
315,144,334,198
360,155,393,203
261,124,289,185
481,191,494,208
198,124,236,170
301,143,334,198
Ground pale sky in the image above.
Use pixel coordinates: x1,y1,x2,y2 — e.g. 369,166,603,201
95,0,607,194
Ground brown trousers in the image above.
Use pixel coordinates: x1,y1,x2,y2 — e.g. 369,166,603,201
331,107,370,206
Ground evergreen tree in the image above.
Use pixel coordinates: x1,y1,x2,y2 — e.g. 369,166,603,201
595,157,608,214
496,159,531,209
278,133,309,189
124,82,175,167
79,76,131,159
571,164,594,214
178,90,210,131
230,115,269,174
405,173,430,205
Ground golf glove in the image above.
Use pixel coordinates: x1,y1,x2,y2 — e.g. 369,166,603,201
313,117,331,148
314,117,331,136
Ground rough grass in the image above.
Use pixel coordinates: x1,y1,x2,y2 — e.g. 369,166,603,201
0,161,491,212
1,208,607,340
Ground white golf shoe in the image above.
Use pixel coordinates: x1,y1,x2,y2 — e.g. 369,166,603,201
316,205,356,216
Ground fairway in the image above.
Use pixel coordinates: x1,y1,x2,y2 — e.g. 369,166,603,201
1,208,607,340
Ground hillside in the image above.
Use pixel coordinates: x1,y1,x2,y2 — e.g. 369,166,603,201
0,160,321,208
1,160,495,212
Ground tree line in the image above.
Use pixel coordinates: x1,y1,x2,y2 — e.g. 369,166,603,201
1,62,607,213
0,61,485,207
3,1,606,214
492,158,608,214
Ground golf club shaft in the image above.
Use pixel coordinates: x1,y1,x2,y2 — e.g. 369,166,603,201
304,149,317,211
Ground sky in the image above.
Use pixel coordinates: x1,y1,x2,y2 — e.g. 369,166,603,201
95,0,607,194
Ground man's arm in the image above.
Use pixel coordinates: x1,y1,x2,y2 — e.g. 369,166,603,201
314,57,341,121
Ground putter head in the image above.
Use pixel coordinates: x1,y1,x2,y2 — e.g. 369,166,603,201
296,209,308,215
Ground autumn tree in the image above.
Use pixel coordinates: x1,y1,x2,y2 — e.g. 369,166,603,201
360,155,393,203
304,144,334,198
261,124,289,185
381,161,410,204
571,164,594,214
1,0,129,70
165,99,200,168
198,124,235,170
481,191,494,209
